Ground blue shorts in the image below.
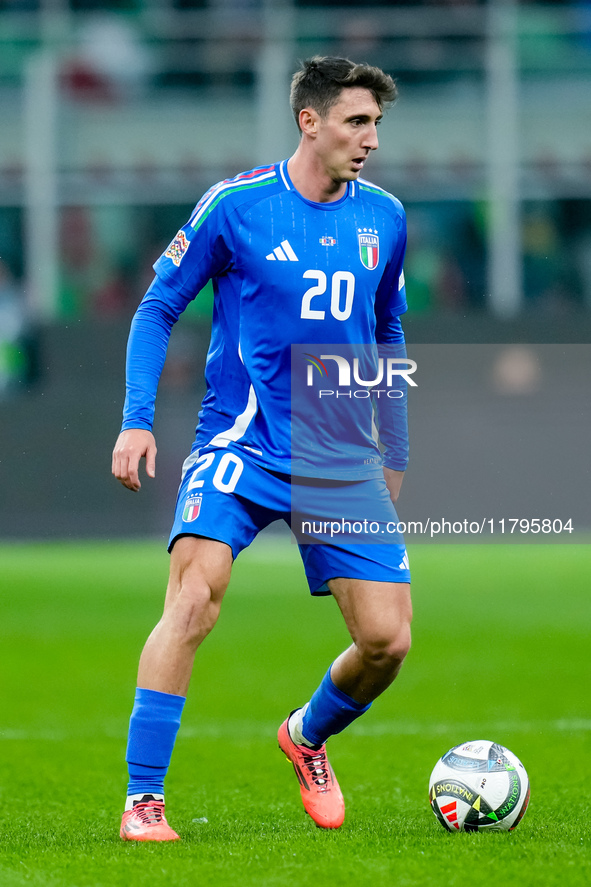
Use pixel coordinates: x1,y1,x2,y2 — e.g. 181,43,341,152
169,446,411,596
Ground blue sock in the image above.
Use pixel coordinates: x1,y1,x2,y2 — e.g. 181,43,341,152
126,687,186,798
301,666,371,747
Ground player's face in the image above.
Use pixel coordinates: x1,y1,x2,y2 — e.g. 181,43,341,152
314,87,382,182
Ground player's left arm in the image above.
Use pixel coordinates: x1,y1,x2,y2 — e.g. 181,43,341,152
373,206,409,500
383,466,405,504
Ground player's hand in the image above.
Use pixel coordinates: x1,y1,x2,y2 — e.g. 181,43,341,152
383,466,404,503
112,429,157,492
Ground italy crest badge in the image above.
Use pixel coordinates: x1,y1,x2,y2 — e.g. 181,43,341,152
358,229,379,270
183,494,202,522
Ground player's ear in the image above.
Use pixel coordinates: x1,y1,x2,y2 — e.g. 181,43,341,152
299,108,319,137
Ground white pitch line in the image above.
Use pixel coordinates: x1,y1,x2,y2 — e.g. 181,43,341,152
1,718,589,742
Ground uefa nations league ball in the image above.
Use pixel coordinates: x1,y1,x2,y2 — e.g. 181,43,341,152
429,740,530,832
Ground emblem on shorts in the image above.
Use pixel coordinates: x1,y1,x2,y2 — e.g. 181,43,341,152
165,230,190,267
183,494,202,522
358,228,379,270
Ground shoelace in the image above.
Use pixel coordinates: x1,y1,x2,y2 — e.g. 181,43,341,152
302,749,330,790
133,802,165,826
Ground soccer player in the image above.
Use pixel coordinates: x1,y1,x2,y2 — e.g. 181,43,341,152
112,56,412,841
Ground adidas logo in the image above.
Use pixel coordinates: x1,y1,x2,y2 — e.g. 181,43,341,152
398,551,410,571
266,240,298,262
440,800,460,830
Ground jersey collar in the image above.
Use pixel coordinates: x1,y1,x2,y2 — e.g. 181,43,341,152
278,160,356,208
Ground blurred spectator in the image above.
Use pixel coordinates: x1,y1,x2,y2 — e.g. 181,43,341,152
59,206,96,316
404,202,485,313
522,203,579,311
0,261,38,397
91,259,138,318
61,14,152,103
337,15,383,61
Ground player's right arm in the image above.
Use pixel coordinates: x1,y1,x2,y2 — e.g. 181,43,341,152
112,277,180,491
112,428,157,491
113,182,233,492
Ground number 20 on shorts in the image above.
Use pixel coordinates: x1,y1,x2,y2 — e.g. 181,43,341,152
188,452,244,494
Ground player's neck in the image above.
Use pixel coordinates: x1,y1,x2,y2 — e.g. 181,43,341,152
287,152,347,204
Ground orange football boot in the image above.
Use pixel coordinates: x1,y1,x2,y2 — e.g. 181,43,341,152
120,798,180,842
278,717,345,829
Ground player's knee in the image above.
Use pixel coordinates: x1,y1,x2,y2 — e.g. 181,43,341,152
167,578,223,647
182,591,221,644
359,623,411,671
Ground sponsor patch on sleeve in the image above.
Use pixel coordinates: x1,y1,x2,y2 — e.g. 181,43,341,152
165,230,190,267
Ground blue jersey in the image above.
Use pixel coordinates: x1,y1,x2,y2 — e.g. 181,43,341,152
122,160,409,479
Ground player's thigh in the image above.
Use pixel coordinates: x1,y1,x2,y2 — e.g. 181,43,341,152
329,576,412,651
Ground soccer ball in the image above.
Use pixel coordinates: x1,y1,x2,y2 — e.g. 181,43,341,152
428,740,530,832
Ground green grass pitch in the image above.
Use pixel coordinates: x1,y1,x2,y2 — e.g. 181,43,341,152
0,539,589,886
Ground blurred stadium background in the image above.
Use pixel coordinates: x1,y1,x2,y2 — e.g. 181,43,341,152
0,0,590,539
